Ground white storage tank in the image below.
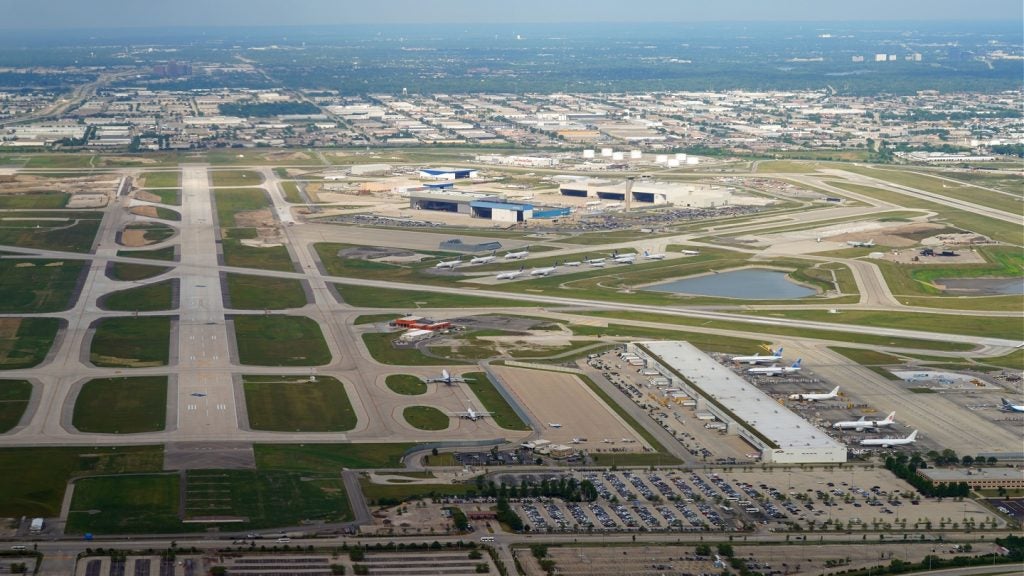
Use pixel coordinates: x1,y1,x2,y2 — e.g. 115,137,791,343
655,154,668,164
685,156,700,165
600,147,614,157
630,149,642,159
583,149,595,159
611,151,624,161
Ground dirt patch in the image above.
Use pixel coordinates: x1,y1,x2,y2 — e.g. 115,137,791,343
264,151,310,161
0,318,22,339
130,206,159,218
99,156,158,165
337,246,421,262
120,229,149,247
233,209,274,228
134,191,162,203
14,262,35,268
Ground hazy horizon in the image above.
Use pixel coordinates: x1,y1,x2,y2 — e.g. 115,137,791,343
2,0,1021,30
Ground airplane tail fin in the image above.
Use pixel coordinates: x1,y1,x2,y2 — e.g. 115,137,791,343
884,411,896,423
1002,398,1011,406
775,346,783,357
792,359,802,368
643,249,649,256
830,386,840,396
907,430,918,441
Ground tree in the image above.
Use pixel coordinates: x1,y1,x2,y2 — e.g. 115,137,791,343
717,543,735,557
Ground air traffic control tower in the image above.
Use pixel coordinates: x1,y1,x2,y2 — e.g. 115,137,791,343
629,341,847,464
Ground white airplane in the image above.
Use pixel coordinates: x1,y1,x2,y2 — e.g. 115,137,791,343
423,369,473,385
496,266,525,280
584,256,606,265
789,386,840,401
570,438,583,444
679,249,701,255
548,422,562,428
1000,398,1024,413
504,248,530,260
747,359,802,376
833,411,896,432
563,261,582,267
860,430,918,448
732,347,783,365
847,239,875,248
470,252,497,265
611,251,636,264
451,404,493,421
642,249,666,260
530,262,558,276
602,438,615,444
589,260,606,268
435,258,461,269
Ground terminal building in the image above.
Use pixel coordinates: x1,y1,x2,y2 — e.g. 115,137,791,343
558,178,738,208
418,167,479,180
628,341,847,464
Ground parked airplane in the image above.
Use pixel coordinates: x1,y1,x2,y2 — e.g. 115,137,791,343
496,266,525,280
530,262,558,276
747,359,802,376
470,251,497,265
570,438,583,444
860,430,918,448
1000,398,1024,413
435,258,461,269
680,249,701,255
847,239,875,248
732,347,783,365
451,404,493,421
789,386,840,401
584,256,606,265
833,411,896,432
563,261,582,267
423,369,473,385
589,260,606,268
504,248,530,260
548,422,562,428
611,251,636,264
642,249,666,260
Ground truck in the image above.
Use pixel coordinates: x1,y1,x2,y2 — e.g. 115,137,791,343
29,518,43,534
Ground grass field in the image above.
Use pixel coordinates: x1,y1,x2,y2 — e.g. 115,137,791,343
0,211,102,253
90,316,171,367
67,474,182,534
100,279,175,311
73,376,168,433
211,170,264,187
226,273,307,309
747,309,1021,342
582,311,975,352
463,371,530,431
243,375,356,431
107,262,171,281
141,188,181,205
123,222,176,245
0,318,60,370
233,315,331,366
213,187,270,227
117,245,177,262
403,406,450,430
0,260,85,313
336,284,531,308
150,206,182,221
976,349,1024,371
184,469,351,528
222,239,295,272
355,313,401,325
281,181,303,202
385,374,428,395
0,380,31,432
0,445,164,517
254,443,415,471
875,245,1022,298
361,332,459,366
569,323,766,354
24,154,96,169
360,476,477,505
828,347,904,366
0,192,70,209
842,165,1023,216
139,171,180,188
314,242,464,285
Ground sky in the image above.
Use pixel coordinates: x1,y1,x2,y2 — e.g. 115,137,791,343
2,0,1022,29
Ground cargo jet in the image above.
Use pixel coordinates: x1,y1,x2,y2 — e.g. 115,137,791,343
1000,398,1024,413
789,386,839,401
747,359,802,376
732,347,782,365
423,369,473,385
451,404,493,421
860,430,918,448
833,411,896,432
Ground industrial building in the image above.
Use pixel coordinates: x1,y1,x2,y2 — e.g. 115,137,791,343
418,167,478,180
559,178,738,208
407,189,569,223
394,316,451,331
628,341,847,464
919,468,1024,490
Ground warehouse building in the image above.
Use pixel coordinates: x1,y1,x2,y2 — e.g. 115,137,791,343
559,178,736,207
628,341,847,464
418,167,479,180
407,189,567,223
